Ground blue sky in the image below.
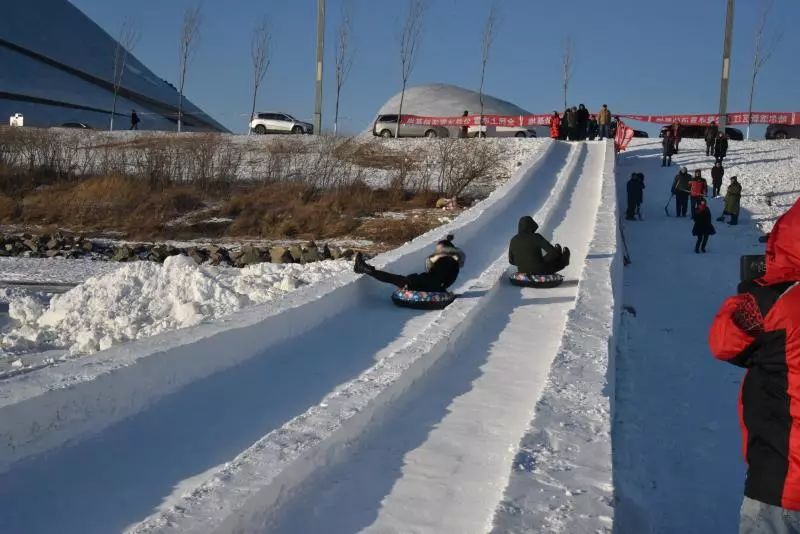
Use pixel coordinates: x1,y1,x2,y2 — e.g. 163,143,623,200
70,0,799,136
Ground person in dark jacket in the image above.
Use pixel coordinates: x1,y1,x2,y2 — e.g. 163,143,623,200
559,108,571,140
587,115,598,140
718,175,742,225
662,130,674,166
130,110,140,130
509,216,570,275
576,104,590,140
709,197,800,532
671,167,692,217
692,199,715,253
714,132,729,163
689,169,708,217
354,236,465,292
626,173,645,220
705,121,719,156
566,107,578,141
711,161,725,197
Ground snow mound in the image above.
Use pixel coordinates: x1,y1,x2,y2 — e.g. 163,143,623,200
378,83,530,117
1,255,350,356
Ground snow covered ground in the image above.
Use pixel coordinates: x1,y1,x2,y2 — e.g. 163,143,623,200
613,138,799,533
0,257,350,377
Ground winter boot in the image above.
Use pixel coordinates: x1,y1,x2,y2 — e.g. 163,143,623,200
353,252,374,275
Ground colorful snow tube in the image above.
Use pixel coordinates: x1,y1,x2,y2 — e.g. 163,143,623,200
509,272,564,288
391,288,456,310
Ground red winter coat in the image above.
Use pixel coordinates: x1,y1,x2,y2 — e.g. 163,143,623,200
709,197,800,509
550,116,561,139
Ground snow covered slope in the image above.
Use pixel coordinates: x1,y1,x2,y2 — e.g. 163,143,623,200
613,138,799,533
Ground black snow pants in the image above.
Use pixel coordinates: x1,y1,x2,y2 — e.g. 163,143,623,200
675,192,690,217
695,234,710,252
712,180,722,197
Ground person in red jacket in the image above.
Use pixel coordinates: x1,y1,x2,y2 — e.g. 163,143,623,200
709,197,800,533
549,111,561,139
689,169,708,217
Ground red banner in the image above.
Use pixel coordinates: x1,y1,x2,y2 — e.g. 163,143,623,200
619,112,800,126
400,114,553,128
399,111,799,128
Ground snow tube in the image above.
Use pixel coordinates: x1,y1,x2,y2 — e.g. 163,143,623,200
391,289,456,310
509,272,564,288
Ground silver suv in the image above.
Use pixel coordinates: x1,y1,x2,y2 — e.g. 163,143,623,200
372,114,450,138
250,112,313,135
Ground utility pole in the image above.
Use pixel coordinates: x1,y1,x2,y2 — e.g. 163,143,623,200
313,0,325,135
718,0,735,128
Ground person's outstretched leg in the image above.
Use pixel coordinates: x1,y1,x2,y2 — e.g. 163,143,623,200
695,236,703,253
354,253,409,287
701,234,709,252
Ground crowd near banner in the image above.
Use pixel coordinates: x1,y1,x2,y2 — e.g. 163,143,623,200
400,111,799,127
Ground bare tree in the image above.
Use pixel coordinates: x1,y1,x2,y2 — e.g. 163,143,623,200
746,0,783,140
249,17,272,134
477,2,498,137
333,3,354,137
562,36,574,110
395,0,426,138
177,4,202,133
110,17,140,131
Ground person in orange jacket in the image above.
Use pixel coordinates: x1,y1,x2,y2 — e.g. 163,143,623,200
709,197,800,532
549,111,561,139
689,169,708,216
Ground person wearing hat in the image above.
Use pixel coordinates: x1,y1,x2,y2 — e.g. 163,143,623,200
671,167,692,217
354,235,465,292
718,176,742,225
692,199,716,253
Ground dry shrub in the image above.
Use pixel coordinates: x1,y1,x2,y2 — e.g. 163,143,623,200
430,139,506,198
0,192,18,221
334,138,416,171
354,217,433,246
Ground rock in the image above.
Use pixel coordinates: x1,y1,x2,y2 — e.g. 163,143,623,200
148,245,170,263
269,246,294,264
340,248,355,260
329,247,342,260
111,245,134,262
80,239,94,253
187,247,207,265
45,237,64,250
207,246,231,266
300,243,321,264
45,249,61,258
322,243,333,260
235,245,263,267
22,238,40,252
288,245,303,263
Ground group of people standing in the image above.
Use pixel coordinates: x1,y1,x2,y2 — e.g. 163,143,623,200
661,121,729,167
669,163,742,253
549,104,613,141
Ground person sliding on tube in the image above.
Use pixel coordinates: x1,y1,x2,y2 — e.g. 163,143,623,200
509,216,570,275
354,235,465,292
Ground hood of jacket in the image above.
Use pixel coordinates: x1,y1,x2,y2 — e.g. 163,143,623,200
518,216,539,234
759,197,800,285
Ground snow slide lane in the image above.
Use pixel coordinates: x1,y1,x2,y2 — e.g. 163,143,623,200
0,142,574,534
188,142,607,534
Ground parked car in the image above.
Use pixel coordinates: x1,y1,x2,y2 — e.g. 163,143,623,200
659,124,744,141
59,122,92,129
632,129,649,138
468,125,537,138
372,114,449,138
250,112,313,135
765,123,800,140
